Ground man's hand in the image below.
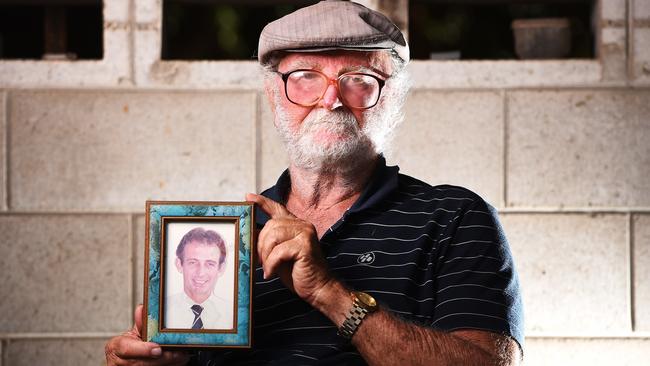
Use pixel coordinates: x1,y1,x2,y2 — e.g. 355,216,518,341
105,305,190,366
247,193,340,309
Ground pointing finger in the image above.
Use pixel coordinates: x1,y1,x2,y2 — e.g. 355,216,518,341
246,193,293,219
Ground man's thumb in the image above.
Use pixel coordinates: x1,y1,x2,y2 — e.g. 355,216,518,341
133,304,144,336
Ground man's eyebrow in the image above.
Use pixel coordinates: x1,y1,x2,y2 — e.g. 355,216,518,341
284,60,322,70
282,62,388,78
339,65,390,78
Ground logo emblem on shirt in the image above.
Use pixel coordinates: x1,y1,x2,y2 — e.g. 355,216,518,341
357,252,375,264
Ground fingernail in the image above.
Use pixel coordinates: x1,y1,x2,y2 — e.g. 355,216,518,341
151,347,162,356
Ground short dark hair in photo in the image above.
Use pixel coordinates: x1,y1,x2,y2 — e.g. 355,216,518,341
176,227,227,268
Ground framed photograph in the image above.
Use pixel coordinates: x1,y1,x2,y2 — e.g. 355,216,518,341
143,201,254,348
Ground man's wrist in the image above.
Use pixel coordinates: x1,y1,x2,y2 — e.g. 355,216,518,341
338,291,378,340
310,279,351,326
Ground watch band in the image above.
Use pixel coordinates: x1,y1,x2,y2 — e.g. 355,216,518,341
337,291,376,340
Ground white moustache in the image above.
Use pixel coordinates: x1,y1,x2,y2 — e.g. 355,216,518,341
299,109,360,135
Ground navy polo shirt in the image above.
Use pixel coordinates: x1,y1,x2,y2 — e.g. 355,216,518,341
195,157,524,365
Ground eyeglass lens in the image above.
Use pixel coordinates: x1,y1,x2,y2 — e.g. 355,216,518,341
285,70,380,109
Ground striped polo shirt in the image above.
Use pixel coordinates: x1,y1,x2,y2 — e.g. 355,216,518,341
194,157,523,365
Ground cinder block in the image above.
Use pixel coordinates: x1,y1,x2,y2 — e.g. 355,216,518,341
6,339,108,366
508,90,650,207
601,0,627,21
134,30,161,86
635,0,650,18
133,25,261,89
599,0,627,84
0,29,131,88
387,90,504,205
524,338,650,366
600,27,627,82
501,213,629,333
135,214,146,307
632,28,650,85
103,28,134,85
407,61,604,89
634,214,650,331
103,0,130,23
0,215,131,332
633,0,650,85
601,26,626,47
9,91,256,211
135,0,161,24
632,2,650,85
137,59,263,89
0,91,6,210
259,94,289,192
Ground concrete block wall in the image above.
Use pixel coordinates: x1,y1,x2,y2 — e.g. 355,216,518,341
0,0,648,365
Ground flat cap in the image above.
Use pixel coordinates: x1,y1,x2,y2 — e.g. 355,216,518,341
258,0,409,65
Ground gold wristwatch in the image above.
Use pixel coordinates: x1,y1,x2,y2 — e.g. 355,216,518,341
338,291,377,340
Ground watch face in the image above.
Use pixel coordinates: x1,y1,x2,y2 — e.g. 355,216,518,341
355,291,377,308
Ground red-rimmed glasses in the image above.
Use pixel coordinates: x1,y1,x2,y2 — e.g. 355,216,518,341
278,69,386,109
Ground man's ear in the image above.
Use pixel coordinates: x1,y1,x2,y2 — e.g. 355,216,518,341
175,257,183,273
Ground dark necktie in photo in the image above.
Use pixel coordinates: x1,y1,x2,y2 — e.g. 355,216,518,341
191,304,203,329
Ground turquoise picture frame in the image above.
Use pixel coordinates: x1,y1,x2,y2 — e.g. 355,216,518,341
143,201,254,348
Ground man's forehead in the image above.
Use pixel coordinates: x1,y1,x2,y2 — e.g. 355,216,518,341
278,51,392,75
183,241,220,254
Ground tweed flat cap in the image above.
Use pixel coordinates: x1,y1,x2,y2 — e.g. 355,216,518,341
258,0,409,65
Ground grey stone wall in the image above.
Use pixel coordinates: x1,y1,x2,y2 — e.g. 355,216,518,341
0,1,648,365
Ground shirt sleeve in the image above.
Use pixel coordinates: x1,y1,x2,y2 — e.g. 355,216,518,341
431,198,524,349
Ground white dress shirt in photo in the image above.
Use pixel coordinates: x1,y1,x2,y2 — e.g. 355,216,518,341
165,291,233,330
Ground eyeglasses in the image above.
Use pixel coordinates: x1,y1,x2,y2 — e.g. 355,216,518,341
277,69,386,109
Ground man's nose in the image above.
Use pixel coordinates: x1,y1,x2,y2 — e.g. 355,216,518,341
318,84,343,110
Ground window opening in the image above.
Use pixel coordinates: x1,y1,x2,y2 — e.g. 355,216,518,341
162,0,318,60
0,0,103,60
409,0,595,60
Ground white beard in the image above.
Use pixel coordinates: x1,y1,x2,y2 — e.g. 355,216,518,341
275,108,374,172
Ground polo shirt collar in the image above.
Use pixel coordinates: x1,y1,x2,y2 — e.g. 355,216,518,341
256,156,400,226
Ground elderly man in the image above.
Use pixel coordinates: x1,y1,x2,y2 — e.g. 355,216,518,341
105,1,523,365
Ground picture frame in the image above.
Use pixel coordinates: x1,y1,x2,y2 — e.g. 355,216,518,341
143,201,254,348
